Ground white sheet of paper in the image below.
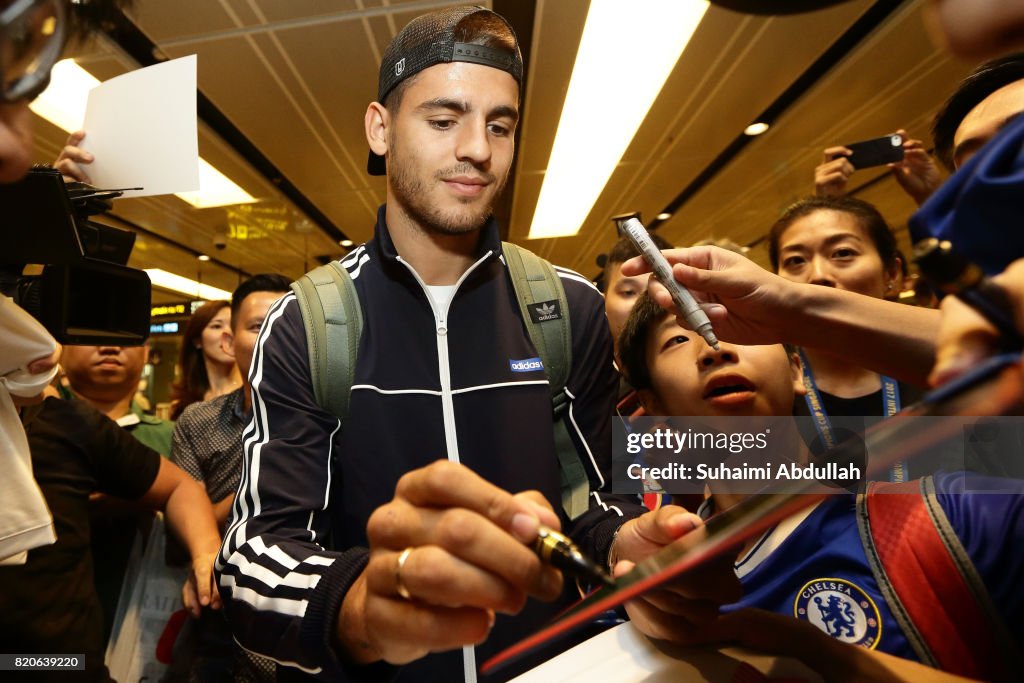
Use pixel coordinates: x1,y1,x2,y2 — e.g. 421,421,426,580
81,55,199,197
509,622,822,683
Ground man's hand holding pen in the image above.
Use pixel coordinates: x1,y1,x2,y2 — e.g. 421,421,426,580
337,460,564,665
621,246,805,348
609,505,742,643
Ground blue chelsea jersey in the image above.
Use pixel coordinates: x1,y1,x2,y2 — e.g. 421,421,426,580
721,472,1024,661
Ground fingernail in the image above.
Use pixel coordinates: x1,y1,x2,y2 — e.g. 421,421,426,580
678,513,699,533
511,513,539,542
524,499,556,525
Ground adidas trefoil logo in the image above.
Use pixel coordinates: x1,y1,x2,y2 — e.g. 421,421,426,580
535,303,555,317
529,300,561,323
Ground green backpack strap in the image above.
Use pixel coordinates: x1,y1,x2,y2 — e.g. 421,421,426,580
502,242,589,520
289,261,363,420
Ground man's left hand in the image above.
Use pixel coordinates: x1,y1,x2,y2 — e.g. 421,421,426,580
610,505,742,642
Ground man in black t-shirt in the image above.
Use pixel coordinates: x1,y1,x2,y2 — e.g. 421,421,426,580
0,398,221,682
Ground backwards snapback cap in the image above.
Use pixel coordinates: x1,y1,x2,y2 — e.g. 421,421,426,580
367,5,523,176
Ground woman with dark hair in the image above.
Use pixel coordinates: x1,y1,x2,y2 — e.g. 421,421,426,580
768,196,923,480
170,300,240,420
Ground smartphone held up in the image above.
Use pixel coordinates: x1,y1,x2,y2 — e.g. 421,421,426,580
843,133,905,169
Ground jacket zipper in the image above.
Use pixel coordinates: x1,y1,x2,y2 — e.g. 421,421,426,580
396,252,493,465
397,252,493,683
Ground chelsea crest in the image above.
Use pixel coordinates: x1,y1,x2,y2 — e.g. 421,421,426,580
794,577,881,648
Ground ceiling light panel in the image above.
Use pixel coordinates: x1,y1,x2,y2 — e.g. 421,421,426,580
144,268,232,301
528,0,710,239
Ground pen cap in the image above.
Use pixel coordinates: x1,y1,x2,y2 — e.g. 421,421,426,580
615,216,642,240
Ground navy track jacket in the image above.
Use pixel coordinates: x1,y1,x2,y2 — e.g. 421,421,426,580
216,207,645,681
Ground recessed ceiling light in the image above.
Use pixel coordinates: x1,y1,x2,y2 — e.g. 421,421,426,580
197,254,211,261
656,212,672,221
744,122,770,136
339,239,353,248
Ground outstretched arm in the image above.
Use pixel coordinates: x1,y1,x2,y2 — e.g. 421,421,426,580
137,458,222,617
621,246,938,385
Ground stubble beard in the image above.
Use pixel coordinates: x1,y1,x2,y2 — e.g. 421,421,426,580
388,136,509,237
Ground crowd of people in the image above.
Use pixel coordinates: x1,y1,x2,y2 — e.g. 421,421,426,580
3,1,1024,682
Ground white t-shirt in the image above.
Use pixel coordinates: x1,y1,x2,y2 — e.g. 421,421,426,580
425,284,458,313
0,297,58,564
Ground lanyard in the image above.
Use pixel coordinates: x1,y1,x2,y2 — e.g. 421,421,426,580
798,348,905,483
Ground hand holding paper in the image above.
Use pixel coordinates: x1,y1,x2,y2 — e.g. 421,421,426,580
53,130,93,184
611,505,742,643
79,55,199,197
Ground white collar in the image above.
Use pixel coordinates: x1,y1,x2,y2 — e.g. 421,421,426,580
115,413,140,428
733,501,822,579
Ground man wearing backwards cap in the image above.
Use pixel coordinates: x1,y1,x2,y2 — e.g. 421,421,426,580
216,7,716,682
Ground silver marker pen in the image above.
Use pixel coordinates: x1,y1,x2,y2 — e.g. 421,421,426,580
617,217,720,350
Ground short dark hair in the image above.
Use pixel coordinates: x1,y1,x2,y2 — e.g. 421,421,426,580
932,53,1024,171
231,273,292,328
602,232,673,290
382,73,420,113
767,196,898,273
617,292,670,392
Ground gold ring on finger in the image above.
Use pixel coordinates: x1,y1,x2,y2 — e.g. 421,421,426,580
395,547,414,600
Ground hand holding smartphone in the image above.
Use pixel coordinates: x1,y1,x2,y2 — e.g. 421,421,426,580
841,133,905,169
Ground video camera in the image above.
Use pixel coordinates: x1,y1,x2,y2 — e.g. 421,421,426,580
0,167,151,346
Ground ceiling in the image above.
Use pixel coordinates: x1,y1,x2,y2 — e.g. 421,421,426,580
28,0,980,304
